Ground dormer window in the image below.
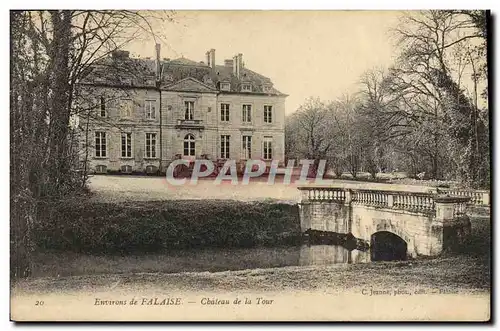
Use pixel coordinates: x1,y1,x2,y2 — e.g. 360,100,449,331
204,76,213,85
164,73,174,82
241,84,252,92
220,82,231,91
263,85,272,93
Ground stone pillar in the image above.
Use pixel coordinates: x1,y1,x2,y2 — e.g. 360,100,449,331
482,191,490,206
430,196,471,255
344,189,352,204
344,189,353,234
298,202,311,232
299,189,310,203
387,194,394,208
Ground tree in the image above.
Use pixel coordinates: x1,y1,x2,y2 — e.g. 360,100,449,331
10,10,175,279
285,97,338,177
358,68,401,178
390,10,488,186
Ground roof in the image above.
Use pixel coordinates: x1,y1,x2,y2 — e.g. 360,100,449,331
80,53,287,96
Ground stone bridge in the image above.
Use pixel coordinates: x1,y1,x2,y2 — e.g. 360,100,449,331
297,186,487,258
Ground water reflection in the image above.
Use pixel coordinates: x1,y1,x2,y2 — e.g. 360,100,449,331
299,245,371,266
35,242,399,278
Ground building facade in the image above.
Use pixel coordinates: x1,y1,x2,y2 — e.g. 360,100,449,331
77,48,287,174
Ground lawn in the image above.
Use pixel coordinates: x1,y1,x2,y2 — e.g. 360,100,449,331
88,174,451,203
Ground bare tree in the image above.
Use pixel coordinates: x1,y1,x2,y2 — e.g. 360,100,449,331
285,97,336,176
10,10,175,279
390,10,488,186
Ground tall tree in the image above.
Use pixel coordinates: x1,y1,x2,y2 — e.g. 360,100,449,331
391,10,488,186
10,10,175,279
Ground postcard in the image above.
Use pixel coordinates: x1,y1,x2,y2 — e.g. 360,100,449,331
10,9,491,322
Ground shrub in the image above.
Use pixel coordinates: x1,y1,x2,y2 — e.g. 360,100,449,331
34,199,301,254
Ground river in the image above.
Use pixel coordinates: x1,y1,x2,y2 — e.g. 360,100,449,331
32,244,375,278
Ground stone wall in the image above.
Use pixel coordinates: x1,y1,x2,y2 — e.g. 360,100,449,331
299,202,350,233
350,205,435,257
80,86,286,173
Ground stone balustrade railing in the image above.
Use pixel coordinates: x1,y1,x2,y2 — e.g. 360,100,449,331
352,190,390,207
392,192,435,212
298,186,453,214
436,188,489,206
453,200,468,218
300,187,346,202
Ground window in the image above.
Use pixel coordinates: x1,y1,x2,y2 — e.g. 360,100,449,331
121,132,132,158
221,103,230,122
184,101,194,120
241,84,252,92
95,131,107,158
145,133,157,158
242,104,252,123
220,135,230,159
99,96,106,117
263,85,272,93
264,105,273,123
145,100,156,119
242,136,252,159
120,99,133,118
184,134,195,156
220,82,230,91
263,136,273,160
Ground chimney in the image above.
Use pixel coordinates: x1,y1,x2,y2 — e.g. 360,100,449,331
237,53,243,72
155,44,161,83
224,59,234,67
112,50,130,59
206,51,210,67
210,49,216,68
232,55,238,77
232,53,243,78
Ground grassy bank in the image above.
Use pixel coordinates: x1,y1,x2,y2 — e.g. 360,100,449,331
18,254,489,295
23,216,490,294
35,199,301,254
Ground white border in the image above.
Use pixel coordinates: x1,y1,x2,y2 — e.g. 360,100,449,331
2,2,498,330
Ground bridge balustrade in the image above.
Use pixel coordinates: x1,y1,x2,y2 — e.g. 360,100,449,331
436,188,489,206
299,186,437,214
300,187,346,202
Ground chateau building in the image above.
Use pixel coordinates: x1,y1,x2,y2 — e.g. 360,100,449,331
77,46,287,174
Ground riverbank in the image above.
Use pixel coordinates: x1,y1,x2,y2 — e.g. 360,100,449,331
15,215,490,294
12,217,490,321
13,252,489,295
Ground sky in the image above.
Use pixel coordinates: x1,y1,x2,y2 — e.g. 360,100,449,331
126,11,403,115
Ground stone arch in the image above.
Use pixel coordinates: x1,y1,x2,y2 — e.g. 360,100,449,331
370,219,416,257
370,231,408,261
